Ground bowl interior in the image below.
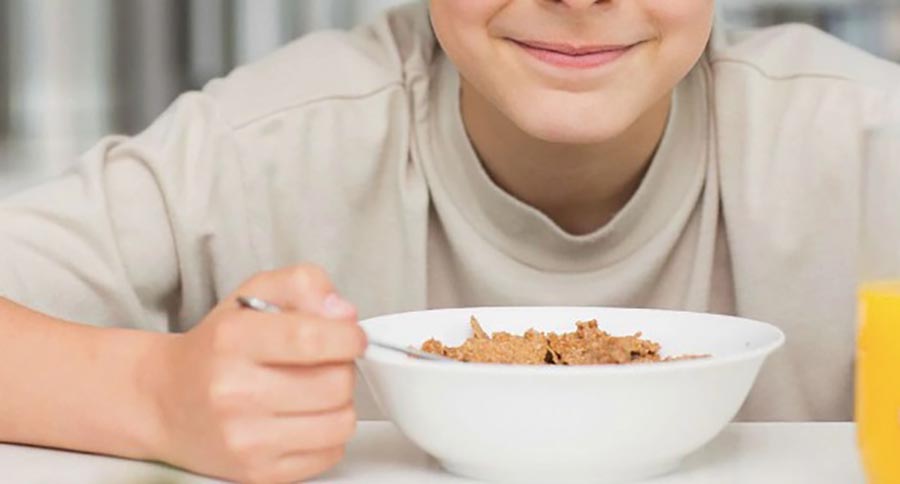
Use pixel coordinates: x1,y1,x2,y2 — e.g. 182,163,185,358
361,306,784,365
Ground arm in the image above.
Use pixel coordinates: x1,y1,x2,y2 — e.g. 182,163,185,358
0,299,168,459
0,97,210,455
0,266,365,483
0,93,364,482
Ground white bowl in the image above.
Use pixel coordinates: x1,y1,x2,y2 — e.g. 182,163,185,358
357,307,785,484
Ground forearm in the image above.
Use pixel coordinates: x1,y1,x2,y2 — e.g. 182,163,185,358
0,298,170,460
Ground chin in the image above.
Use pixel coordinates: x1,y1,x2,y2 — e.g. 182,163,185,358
510,100,636,145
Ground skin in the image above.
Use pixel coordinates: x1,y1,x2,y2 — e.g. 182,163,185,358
0,1,715,482
0,266,366,483
430,0,714,234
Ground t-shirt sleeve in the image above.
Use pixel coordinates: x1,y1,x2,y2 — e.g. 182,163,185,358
859,85,900,280
0,92,260,332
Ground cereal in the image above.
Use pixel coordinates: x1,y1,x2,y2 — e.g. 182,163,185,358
421,317,708,365
422,317,550,364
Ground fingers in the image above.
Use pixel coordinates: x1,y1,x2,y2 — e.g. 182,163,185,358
269,406,358,453
218,364,356,414
232,446,346,484
224,406,356,457
263,365,356,414
262,447,346,484
229,265,356,320
176,265,361,483
215,311,368,365
221,408,355,482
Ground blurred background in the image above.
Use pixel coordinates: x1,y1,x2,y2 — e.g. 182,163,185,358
1,0,899,195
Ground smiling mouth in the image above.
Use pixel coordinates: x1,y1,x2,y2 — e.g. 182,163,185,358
510,39,640,70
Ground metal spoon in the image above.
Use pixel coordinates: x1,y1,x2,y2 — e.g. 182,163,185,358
236,296,452,362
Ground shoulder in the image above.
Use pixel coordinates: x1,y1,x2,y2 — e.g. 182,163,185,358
709,24,899,247
707,22,900,128
200,3,436,130
708,23,900,126
709,23,900,91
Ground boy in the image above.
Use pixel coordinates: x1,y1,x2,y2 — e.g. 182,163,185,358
1,1,898,482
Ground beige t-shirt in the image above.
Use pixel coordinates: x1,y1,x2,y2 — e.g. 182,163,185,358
1,4,899,421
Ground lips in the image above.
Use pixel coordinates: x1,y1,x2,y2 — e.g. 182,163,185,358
511,39,638,70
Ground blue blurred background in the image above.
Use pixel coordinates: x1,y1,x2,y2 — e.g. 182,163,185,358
1,0,898,194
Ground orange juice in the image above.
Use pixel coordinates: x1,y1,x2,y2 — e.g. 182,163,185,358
857,282,900,484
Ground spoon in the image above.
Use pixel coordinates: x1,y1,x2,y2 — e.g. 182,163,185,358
236,296,452,362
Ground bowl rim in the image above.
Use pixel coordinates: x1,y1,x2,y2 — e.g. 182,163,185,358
359,306,786,376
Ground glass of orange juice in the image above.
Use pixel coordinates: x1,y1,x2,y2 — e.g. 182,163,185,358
857,123,900,484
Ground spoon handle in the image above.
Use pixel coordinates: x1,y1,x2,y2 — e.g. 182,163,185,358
367,340,452,362
237,296,451,362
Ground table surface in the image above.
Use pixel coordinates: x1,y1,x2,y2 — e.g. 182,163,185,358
0,421,865,484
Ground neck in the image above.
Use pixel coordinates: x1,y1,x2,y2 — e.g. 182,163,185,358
460,80,672,235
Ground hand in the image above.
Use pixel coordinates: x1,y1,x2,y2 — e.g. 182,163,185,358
147,265,366,483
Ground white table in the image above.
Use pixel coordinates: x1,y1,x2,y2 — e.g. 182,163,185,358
0,422,865,484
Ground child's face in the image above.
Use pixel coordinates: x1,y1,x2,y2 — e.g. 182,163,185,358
430,0,714,144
